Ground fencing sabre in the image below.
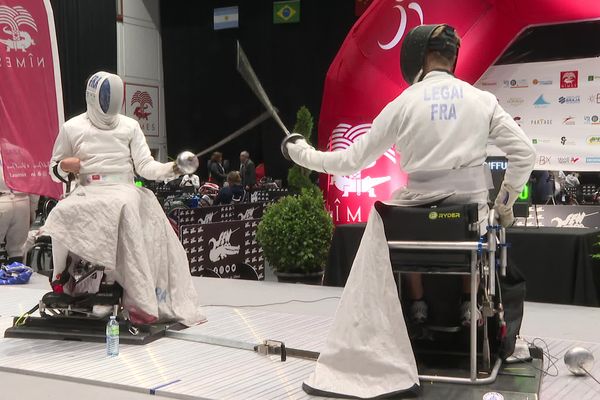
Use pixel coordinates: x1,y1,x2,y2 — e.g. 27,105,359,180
167,330,320,362
176,110,272,174
235,41,304,160
177,41,304,174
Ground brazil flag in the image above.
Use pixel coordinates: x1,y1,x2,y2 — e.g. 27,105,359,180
273,0,300,24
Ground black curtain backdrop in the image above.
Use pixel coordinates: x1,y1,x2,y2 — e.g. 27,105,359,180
50,0,117,120
160,0,356,180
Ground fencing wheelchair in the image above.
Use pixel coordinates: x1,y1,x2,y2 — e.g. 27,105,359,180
375,201,525,384
8,205,165,344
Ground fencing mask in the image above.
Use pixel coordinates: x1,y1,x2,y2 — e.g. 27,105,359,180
400,24,460,85
85,71,124,130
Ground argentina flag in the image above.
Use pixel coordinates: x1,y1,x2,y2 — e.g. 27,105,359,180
213,6,238,30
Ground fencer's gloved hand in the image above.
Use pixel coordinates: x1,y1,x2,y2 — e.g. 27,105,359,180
286,138,313,163
493,183,521,228
281,133,310,162
60,157,81,174
172,162,183,176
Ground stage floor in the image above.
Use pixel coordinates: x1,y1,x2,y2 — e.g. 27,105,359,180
0,275,598,399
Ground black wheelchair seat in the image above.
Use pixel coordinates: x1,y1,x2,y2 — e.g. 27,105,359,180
374,202,480,273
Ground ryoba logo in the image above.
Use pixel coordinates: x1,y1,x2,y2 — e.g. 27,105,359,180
429,211,461,220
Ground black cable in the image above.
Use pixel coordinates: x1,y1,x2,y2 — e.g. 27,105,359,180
202,296,341,308
513,337,560,377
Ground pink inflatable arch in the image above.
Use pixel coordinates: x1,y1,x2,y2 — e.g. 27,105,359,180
318,0,600,224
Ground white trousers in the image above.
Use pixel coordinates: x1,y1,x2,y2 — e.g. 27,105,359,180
51,238,69,281
0,194,31,258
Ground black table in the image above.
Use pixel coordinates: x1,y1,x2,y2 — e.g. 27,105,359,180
325,224,600,306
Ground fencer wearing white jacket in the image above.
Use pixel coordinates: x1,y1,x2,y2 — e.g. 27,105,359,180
43,71,204,326
287,70,535,226
289,25,535,399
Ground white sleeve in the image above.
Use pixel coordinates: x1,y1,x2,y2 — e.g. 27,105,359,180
130,124,176,181
288,101,400,176
49,125,72,183
488,101,536,192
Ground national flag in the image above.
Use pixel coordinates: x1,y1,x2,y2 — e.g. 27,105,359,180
214,6,239,30
355,0,373,16
273,0,300,24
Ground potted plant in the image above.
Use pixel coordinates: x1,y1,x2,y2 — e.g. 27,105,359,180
257,186,334,284
287,106,316,192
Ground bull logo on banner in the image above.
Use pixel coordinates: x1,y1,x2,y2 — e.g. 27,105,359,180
0,5,37,52
328,123,394,198
131,91,153,121
324,123,405,224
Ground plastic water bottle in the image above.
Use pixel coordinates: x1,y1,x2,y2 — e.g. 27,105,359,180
106,316,119,357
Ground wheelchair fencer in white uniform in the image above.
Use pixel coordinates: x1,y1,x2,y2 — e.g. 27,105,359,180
39,72,204,326
282,25,535,399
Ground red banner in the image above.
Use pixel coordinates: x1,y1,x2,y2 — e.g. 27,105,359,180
0,0,63,198
319,0,600,224
355,0,374,17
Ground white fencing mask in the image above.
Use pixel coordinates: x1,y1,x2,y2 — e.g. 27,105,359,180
85,71,124,130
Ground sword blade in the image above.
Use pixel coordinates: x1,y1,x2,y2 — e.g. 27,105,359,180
166,330,320,361
195,110,271,158
236,41,290,136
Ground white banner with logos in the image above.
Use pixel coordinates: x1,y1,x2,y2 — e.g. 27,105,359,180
476,57,600,171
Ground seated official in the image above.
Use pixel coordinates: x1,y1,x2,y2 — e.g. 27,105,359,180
214,171,245,205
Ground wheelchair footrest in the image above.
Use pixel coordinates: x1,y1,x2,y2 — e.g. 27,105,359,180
425,325,462,333
4,316,170,345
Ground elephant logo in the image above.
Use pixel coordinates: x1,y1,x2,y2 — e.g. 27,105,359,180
209,229,241,262
131,91,153,120
551,212,598,228
238,208,256,220
0,5,37,52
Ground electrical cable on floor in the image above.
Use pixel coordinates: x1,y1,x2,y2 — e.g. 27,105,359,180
202,296,341,308
511,337,560,377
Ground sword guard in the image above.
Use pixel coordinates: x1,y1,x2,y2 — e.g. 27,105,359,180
281,133,305,161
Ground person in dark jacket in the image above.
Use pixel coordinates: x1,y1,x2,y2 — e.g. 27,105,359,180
239,151,256,189
214,171,245,205
208,151,227,186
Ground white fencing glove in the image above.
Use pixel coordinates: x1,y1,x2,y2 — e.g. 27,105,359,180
493,183,521,228
281,133,308,161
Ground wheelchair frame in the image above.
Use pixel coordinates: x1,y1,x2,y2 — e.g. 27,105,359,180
387,209,507,384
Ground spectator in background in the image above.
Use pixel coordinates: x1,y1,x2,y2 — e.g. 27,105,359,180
239,151,256,189
530,170,553,204
214,171,245,205
208,151,227,186
0,154,39,263
565,172,581,188
180,173,200,190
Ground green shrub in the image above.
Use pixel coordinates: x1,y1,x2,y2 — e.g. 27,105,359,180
257,187,333,274
287,164,313,193
287,106,317,192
